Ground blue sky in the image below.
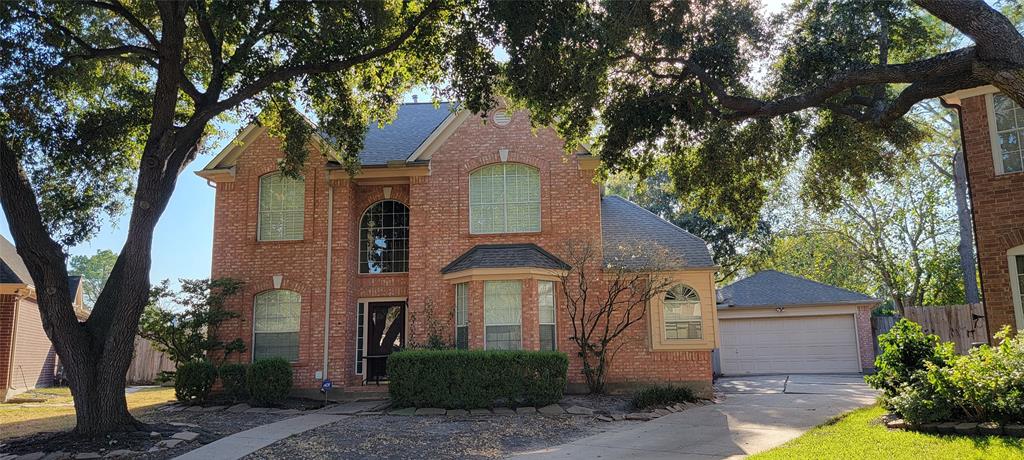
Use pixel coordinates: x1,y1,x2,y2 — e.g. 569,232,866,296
0,2,796,284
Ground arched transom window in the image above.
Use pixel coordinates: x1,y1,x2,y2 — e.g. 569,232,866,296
360,200,409,274
258,172,304,241
469,163,540,234
664,285,702,340
253,290,301,362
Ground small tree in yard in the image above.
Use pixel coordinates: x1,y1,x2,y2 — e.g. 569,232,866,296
139,278,245,370
557,239,677,394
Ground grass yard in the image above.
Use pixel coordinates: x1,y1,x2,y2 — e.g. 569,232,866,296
0,386,175,439
751,405,1024,460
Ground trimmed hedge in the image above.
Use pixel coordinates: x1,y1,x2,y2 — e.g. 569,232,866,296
218,363,248,402
248,358,293,406
387,349,568,409
175,360,217,404
631,384,698,410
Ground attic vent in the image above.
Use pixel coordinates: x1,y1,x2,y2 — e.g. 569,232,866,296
492,110,512,126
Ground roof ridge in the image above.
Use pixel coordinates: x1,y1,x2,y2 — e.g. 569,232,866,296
758,270,877,299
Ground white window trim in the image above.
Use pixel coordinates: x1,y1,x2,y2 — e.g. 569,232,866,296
664,285,703,341
257,172,305,242
539,280,557,351
252,290,301,363
482,280,523,350
455,283,469,349
1008,245,1024,330
468,163,542,235
985,92,1024,176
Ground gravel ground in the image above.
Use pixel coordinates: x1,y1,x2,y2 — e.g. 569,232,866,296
135,410,291,460
559,394,633,415
245,414,615,460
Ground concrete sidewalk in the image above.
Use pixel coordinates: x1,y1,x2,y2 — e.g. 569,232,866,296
514,375,877,460
172,413,346,460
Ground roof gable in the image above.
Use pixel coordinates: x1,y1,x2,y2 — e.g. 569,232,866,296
718,270,879,308
600,195,715,270
0,234,31,285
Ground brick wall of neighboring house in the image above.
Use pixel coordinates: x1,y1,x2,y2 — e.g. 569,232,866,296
0,294,15,400
210,109,716,394
856,305,875,370
961,94,1024,339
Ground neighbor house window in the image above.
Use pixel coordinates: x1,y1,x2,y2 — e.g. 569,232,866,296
469,163,540,234
253,290,301,362
258,173,304,241
359,200,409,273
664,285,702,340
483,280,522,350
990,93,1024,174
455,283,469,349
539,280,556,351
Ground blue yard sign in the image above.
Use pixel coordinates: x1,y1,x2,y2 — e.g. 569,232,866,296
321,379,333,392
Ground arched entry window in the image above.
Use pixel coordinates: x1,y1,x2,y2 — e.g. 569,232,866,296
359,200,409,274
664,285,702,340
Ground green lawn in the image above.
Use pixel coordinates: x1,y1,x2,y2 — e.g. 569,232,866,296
0,387,175,439
751,405,1024,460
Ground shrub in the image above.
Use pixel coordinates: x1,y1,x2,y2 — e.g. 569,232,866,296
865,319,953,406
219,363,248,402
887,381,954,424
247,358,293,406
175,360,217,404
387,349,568,409
631,384,698,410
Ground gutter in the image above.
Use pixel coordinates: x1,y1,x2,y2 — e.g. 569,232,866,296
940,96,991,344
322,181,334,383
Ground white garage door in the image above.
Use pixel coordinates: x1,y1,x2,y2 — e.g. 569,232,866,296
719,315,860,375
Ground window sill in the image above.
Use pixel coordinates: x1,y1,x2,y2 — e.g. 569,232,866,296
468,230,543,237
255,239,305,244
356,272,409,277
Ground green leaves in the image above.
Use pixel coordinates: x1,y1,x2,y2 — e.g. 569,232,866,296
139,278,246,367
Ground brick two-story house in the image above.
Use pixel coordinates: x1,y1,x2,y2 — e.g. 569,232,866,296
943,87,1024,339
197,103,720,396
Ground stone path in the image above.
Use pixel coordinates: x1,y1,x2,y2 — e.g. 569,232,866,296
171,413,346,460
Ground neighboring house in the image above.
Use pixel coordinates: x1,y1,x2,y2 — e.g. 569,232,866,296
716,271,879,376
197,103,720,395
0,235,88,401
943,87,1024,339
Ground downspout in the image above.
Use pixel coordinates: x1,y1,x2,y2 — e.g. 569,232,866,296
940,96,990,345
323,182,334,382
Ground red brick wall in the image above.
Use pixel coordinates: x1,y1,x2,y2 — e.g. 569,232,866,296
210,110,715,392
856,305,875,370
961,94,1024,339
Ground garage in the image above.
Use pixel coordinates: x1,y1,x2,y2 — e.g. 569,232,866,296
716,270,881,376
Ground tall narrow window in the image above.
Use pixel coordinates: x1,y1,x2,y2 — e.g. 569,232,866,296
455,283,469,350
1016,255,1024,327
664,285,702,340
258,173,304,241
359,200,409,273
469,163,540,234
538,281,557,351
355,302,365,374
253,290,301,361
483,280,522,350
992,93,1024,174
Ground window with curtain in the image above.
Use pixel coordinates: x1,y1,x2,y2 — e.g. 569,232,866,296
455,283,469,349
664,285,702,340
253,290,301,361
469,163,540,234
538,280,556,351
483,280,522,350
258,173,305,241
992,93,1024,174
359,200,409,274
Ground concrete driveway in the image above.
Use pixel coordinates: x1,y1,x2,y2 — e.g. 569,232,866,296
514,374,878,460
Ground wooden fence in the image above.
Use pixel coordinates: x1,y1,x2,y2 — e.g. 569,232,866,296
126,336,175,384
871,303,988,356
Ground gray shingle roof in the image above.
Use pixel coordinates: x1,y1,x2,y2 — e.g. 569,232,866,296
441,244,570,274
600,195,715,270
718,270,880,308
357,102,455,165
0,234,31,284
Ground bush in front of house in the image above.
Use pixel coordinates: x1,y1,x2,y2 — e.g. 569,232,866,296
865,318,954,405
387,349,568,409
631,384,698,410
247,358,293,406
219,363,248,402
175,360,217,404
873,323,1024,425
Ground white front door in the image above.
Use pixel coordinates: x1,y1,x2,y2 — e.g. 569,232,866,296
719,315,860,375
